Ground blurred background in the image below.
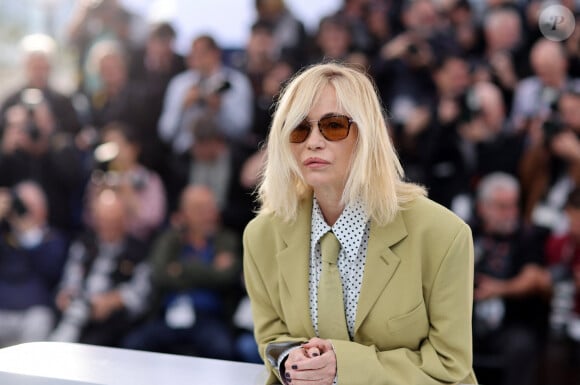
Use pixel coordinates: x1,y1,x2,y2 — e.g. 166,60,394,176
0,0,340,98
1,1,580,384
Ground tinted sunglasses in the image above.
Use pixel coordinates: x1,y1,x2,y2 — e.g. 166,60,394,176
289,115,354,143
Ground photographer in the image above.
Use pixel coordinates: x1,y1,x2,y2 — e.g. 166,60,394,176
543,187,580,385
511,39,574,134
0,34,80,137
50,188,151,346
0,181,68,347
476,6,530,112
469,173,550,385
158,34,253,155
373,0,455,114
83,121,166,243
520,85,580,232
1,101,55,158
426,79,524,219
458,82,525,180
122,185,241,360
0,97,85,236
66,0,146,94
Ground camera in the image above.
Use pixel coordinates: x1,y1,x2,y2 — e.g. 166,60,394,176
0,189,28,231
406,43,419,55
213,79,231,94
542,114,564,144
9,189,28,217
91,141,146,191
540,86,564,145
93,141,118,172
457,87,481,123
20,88,44,142
198,77,231,109
203,76,231,98
0,189,27,232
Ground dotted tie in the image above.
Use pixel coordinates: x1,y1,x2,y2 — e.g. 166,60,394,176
317,231,349,340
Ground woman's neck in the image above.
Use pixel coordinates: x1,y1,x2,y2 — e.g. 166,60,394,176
315,190,345,226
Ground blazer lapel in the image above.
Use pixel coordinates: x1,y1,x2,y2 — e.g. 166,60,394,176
275,198,316,336
355,212,407,334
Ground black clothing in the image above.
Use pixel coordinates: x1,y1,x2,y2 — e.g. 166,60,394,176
471,222,549,385
0,144,85,235
0,86,81,135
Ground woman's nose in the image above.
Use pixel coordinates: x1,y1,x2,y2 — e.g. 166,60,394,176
305,123,325,149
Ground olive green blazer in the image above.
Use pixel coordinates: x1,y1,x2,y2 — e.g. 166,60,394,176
243,195,477,385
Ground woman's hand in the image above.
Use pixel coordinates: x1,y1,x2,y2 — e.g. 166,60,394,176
284,338,336,385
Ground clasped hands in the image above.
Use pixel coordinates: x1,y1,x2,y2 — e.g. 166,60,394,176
283,338,336,385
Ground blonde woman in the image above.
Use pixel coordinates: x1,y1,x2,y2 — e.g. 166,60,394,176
243,63,477,385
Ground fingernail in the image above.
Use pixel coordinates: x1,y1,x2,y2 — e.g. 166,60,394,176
291,364,298,370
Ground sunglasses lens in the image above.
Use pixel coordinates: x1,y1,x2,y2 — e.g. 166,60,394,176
290,123,311,143
319,116,350,140
289,116,351,143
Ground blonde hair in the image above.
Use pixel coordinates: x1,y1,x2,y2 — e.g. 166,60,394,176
258,62,425,225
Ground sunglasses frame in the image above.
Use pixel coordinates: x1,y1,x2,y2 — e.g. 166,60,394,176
289,114,354,143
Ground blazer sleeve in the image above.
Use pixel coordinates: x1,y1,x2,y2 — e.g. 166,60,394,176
243,221,307,384
331,223,476,385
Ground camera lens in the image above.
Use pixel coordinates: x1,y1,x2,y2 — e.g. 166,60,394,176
10,190,28,217
20,88,44,142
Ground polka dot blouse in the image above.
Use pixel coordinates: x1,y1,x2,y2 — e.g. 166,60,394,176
309,197,370,340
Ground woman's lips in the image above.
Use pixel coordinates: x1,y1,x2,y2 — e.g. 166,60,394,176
303,157,330,168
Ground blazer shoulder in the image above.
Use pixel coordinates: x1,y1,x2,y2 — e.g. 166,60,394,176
243,211,285,243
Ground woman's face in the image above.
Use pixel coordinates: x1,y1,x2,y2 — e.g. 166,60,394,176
290,84,358,196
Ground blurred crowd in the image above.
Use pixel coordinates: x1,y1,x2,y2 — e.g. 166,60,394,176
0,0,580,383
